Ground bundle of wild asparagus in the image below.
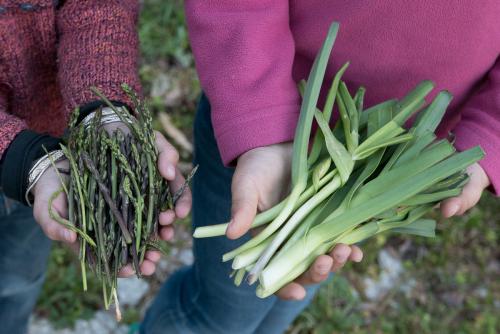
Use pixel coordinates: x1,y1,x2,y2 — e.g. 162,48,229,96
48,85,192,318
193,23,485,298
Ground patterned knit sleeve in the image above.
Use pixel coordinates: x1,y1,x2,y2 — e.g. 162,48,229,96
0,84,27,158
56,0,142,117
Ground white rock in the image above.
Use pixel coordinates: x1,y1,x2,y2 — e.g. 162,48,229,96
178,248,194,266
29,312,128,334
494,300,500,309
363,249,404,301
117,277,150,306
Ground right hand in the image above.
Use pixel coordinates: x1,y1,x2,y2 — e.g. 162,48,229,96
31,130,190,276
228,143,363,300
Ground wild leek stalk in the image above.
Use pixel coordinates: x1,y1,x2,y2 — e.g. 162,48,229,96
48,85,195,320
192,22,485,298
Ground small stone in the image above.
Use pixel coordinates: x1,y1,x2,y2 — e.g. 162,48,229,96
363,249,405,301
474,287,488,299
400,278,417,297
117,277,150,306
178,248,194,266
494,300,500,309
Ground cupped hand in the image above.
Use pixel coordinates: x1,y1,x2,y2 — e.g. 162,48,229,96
31,123,192,277
228,143,363,300
440,163,490,217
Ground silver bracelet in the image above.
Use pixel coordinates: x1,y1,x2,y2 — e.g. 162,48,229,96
81,107,133,128
25,149,65,206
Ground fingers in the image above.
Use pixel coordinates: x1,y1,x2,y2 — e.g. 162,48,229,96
296,245,362,283
145,250,161,262
155,131,179,181
167,169,192,219
440,164,490,218
295,255,333,286
349,245,364,262
276,244,364,300
156,130,193,226
159,226,175,241
276,282,307,300
33,189,76,243
118,251,161,277
227,175,259,239
159,210,176,225
330,243,353,272
139,260,156,276
118,264,135,277
159,210,176,241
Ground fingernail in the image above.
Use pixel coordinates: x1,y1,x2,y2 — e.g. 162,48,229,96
226,220,236,237
166,165,175,179
317,265,330,275
334,253,347,263
448,203,460,216
63,230,73,242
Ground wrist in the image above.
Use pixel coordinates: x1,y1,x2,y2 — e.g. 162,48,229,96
238,142,293,163
75,100,129,126
81,106,132,129
26,150,66,205
0,130,61,205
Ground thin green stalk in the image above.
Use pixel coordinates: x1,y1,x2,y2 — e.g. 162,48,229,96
232,238,273,270
260,147,483,289
222,170,337,261
197,169,336,240
81,152,132,244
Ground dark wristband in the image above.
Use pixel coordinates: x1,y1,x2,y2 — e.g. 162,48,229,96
0,130,61,205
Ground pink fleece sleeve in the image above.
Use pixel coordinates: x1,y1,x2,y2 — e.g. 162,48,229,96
454,57,500,195
185,1,300,165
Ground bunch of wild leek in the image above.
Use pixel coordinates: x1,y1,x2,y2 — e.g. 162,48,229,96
47,85,194,319
193,23,485,298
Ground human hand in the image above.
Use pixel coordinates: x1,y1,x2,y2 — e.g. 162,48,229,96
32,124,192,277
440,163,490,217
227,143,363,300
117,130,192,276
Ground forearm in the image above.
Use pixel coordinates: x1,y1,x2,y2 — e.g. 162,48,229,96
0,129,61,204
57,0,142,121
453,56,500,195
185,0,300,165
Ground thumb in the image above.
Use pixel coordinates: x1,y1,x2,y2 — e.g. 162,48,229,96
441,164,489,217
227,175,259,240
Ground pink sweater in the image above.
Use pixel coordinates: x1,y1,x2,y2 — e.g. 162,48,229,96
185,1,500,194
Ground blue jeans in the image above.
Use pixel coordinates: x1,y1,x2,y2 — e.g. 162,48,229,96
0,194,52,334
141,95,319,334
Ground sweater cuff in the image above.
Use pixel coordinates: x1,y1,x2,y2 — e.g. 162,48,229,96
454,122,500,196
214,104,300,166
0,130,61,205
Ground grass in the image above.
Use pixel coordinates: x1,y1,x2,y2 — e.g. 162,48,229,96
35,0,499,332
35,246,102,328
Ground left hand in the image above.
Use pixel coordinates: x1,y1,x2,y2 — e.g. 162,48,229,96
276,244,363,300
440,163,490,218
